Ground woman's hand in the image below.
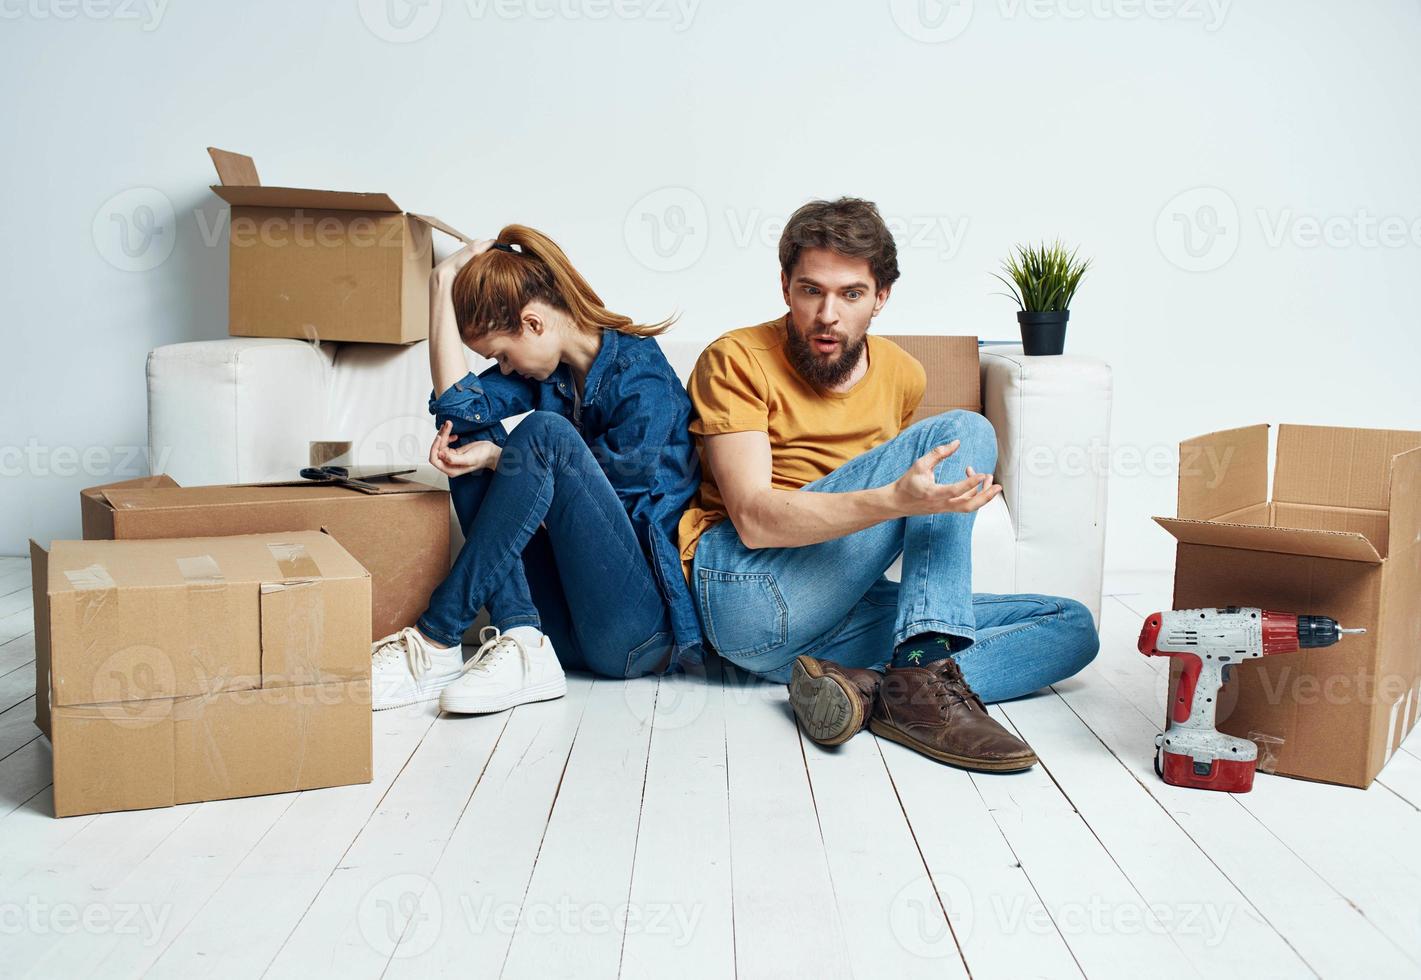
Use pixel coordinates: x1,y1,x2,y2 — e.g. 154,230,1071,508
890,440,1002,517
432,239,494,293
429,420,502,478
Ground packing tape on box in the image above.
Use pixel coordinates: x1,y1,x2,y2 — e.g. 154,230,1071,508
267,541,321,580
178,554,233,699
64,562,116,628
1248,731,1286,774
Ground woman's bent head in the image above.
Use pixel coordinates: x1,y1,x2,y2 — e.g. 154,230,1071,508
451,224,672,380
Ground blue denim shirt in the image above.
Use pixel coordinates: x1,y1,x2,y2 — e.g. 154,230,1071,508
428,329,706,666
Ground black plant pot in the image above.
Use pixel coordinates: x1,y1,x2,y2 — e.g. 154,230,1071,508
1017,310,1070,355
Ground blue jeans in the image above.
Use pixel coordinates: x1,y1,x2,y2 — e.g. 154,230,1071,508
691,411,1100,701
417,412,674,679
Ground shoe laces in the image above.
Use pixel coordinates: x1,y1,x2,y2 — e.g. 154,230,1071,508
927,658,984,713
372,626,433,678
462,626,527,675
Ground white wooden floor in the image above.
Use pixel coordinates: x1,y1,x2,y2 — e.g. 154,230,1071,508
1,557,1420,979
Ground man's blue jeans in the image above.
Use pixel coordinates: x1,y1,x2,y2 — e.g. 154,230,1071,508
690,411,1100,701
417,412,674,679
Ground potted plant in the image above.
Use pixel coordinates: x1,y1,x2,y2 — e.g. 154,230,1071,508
993,240,1090,355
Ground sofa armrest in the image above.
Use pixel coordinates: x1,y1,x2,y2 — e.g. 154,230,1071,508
147,338,334,486
980,345,1113,623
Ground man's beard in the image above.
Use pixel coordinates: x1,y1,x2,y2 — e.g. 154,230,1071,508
784,321,867,388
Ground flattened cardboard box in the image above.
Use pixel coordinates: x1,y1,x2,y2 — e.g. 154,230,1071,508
208,147,469,345
30,530,373,818
1155,423,1421,788
80,473,449,642
881,335,982,419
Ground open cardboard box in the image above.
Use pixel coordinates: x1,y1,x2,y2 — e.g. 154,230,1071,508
881,335,982,419
1155,423,1421,788
30,530,373,818
80,473,449,642
208,147,471,345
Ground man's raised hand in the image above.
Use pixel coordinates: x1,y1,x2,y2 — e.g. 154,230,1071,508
890,439,1002,516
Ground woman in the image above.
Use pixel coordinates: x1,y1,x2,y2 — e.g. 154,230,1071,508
371,225,704,713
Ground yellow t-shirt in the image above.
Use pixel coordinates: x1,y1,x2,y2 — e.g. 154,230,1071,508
677,315,927,580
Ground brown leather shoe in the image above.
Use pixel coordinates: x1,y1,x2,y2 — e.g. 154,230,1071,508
788,655,882,746
870,658,1037,772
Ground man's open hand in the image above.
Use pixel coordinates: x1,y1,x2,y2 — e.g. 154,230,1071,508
890,440,1002,516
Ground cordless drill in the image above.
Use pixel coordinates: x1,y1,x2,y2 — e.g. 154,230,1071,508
1137,607,1365,792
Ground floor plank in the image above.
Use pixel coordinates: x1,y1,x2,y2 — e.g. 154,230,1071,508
143,700,446,979
380,674,596,977
1000,684,1312,979
499,676,660,979
802,716,968,978
880,736,1084,979
720,664,853,980
962,706,1201,980
1379,748,1421,810
618,660,736,980
261,698,512,978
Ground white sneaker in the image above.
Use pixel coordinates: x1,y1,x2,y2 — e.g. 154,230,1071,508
371,626,464,710
439,625,567,714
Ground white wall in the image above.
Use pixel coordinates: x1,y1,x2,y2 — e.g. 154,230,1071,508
4,0,1419,567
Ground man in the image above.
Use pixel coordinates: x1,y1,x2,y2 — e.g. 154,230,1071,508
677,198,1099,772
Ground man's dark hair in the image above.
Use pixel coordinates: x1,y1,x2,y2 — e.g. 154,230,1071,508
778,197,900,290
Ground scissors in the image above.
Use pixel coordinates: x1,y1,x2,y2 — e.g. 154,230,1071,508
298,465,415,493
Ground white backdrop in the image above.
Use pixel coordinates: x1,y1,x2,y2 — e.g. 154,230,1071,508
3,0,1419,568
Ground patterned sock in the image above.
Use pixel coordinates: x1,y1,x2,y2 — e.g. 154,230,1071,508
893,632,958,669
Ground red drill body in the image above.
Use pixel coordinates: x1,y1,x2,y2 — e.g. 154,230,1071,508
1138,607,1362,792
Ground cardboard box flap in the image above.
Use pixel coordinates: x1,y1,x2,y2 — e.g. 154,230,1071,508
97,479,440,515
1178,424,1268,521
210,184,402,213
1154,517,1383,563
46,531,367,594
1275,424,1421,510
29,540,53,738
208,145,402,213
207,147,260,187
80,474,180,502
1387,445,1421,562
409,213,474,243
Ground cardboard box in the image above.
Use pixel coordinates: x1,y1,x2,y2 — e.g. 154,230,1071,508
1155,423,1421,788
80,473,449,642
208,147,469,345
29,530,373,817
881,335,982,419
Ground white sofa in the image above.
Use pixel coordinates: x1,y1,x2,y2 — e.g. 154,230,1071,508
146,336,1113,623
